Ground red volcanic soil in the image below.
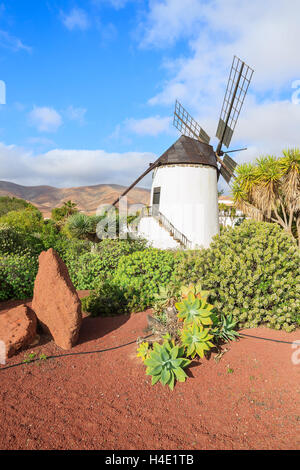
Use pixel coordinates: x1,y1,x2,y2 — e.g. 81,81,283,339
0,294,299,450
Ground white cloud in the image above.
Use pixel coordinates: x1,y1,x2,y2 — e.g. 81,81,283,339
125,115,172,136
64,106,87,124
0,142,155,188
140,0,300,104
28,107,63,133
136,0,300,168
0,29,31,53
140,0,204,48
234,99,300,160
61,8,90,31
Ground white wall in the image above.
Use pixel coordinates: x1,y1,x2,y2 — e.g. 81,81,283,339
150,164,219,248
137,216,180,249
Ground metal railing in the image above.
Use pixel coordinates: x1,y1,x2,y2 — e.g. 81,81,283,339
136,206,192,249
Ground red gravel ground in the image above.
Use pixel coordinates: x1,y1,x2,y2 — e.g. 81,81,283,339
0,293,299,450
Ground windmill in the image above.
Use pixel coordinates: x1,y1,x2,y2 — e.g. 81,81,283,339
112,56,254,249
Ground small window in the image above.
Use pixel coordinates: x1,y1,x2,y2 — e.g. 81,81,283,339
152,187,161,215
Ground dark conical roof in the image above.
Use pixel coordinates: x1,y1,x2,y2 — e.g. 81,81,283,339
158,135,217,169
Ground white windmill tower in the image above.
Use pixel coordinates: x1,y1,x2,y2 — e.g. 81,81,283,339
113,56,254,249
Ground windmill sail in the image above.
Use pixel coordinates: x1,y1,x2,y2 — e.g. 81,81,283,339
216,56,254,150
173,100,210,144
220,153,238,184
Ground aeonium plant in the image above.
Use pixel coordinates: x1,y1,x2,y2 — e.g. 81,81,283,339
143,336,191,390
175,292,214,326
180,323,215,359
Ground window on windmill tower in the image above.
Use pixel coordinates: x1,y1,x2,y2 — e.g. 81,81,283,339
152,187,161,206
152,187,161,216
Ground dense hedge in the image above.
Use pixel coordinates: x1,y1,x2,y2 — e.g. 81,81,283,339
0,254,38,300
0,227,147,300
0,219,299,332
112,249,183,311
82,221,299,331
176,221,300,331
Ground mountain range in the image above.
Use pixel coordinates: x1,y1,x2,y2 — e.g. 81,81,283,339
0,181,150,217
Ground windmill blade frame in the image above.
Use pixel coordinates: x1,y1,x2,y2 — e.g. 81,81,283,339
216,56,254,151
173,100,210,144
219,153,238,184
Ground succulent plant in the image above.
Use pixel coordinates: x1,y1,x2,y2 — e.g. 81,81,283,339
175,292,214,326
181,323,215,359
180,282,210,302
212,313,240,342
136,341,150,361
144,338,190,390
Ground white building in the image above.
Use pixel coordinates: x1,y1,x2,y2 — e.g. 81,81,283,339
135,135,220,249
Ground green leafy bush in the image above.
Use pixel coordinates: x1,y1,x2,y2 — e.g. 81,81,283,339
0,196,37,217
0,207,43,233
176,220,300,331
64,238,147,290
81,280,133,316
112,249,183,312
0,254,38,300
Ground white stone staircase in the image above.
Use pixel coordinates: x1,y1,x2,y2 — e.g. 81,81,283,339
131,206,192,250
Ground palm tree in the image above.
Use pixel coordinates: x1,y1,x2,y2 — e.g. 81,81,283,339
62,200,78,217
232,149,300,245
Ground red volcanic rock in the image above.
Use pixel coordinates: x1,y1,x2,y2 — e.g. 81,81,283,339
32,248,82,350
0,305,37,358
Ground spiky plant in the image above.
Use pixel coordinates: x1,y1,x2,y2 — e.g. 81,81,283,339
213,314,240,342
232,149,300,245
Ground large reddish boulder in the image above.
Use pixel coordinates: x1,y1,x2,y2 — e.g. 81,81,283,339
0,305,37,359
32,248,82,349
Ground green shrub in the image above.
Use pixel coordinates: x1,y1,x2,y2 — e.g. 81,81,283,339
0,254,38,300
112,249,183,312
0,196,37,217
0,207,43,233
81,280,133,316
64,238,147,290
176,220,300,331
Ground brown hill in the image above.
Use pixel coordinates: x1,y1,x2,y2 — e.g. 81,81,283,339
0,181,150,217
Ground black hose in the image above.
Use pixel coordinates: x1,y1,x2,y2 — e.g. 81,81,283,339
239,332,297,345
0,331,297,373
0,334,153,372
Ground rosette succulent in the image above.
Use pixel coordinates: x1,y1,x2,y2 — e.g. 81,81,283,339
144,339,190,390
175,292,213,326
181,323,215,358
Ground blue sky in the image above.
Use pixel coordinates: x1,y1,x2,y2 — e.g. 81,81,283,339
0,0,299,189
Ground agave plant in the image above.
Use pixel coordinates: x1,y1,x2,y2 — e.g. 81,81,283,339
181,323,215,359
180,282,210,302
175,292,213,326
143,338,190,390
213,314,240,342
136,341,150,361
